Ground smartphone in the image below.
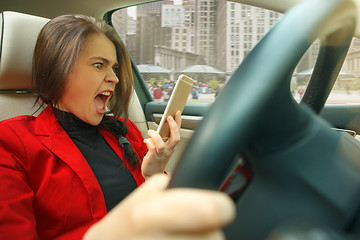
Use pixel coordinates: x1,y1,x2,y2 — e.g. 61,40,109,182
157,74,195,140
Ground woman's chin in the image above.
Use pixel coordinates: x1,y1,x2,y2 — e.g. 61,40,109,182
88,117,103,126
85,110,104,126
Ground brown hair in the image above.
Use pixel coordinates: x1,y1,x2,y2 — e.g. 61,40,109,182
32,14,134,119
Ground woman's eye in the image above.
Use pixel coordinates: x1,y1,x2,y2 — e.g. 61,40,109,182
94,63,103,69
112,66,119,73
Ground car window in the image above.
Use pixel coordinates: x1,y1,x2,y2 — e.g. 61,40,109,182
111,0,360,105
293,38,360,105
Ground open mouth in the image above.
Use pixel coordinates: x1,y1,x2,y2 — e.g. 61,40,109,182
94,90,113,114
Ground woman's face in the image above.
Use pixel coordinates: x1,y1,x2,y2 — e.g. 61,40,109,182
57,33,119,125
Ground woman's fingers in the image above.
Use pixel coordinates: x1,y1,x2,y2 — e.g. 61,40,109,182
146,130,166,156
85,174,236,240
146,110,181,151
122,230,225,240
167,111,181,146
174,110,182,127
125,175,235,236
142,133,168,178
132,188,235,234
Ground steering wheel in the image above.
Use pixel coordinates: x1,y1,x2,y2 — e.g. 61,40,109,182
168,0,360,239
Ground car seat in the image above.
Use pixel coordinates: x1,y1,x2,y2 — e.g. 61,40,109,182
0,11,49,120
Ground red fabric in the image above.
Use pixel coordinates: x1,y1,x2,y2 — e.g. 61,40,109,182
0,106,147,240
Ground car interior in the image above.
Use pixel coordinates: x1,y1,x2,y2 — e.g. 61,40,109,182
2,0,360,239
0,12,47,120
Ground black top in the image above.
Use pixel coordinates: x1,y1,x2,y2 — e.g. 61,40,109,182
53,107,137,211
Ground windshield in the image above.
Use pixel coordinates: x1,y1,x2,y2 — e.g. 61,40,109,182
112,0,360,105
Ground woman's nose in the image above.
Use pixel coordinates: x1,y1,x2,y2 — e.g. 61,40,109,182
105,68,119,84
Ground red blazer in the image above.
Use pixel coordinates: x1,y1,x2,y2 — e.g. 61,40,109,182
0,106,147,240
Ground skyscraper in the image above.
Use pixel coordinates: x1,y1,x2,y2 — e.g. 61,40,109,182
216,0,282,73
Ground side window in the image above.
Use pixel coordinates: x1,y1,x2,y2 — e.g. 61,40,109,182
295,39,360,105
111,1,360,106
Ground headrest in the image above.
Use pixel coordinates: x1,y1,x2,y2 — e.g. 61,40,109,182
0,11,49,90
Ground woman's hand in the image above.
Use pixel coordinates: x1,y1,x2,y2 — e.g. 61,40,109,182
83,174,235,240
141,111,181,179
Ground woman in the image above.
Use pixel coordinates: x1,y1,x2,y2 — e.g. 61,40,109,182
0,15,234,239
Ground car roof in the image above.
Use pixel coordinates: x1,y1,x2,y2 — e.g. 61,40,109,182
0,0,151,19
0,0,300,19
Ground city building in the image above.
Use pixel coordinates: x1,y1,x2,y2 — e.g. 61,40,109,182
112,1,290,75
194,0,217,66
217,0,282,73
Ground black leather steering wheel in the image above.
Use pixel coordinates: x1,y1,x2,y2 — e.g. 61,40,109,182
168,0,360,239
